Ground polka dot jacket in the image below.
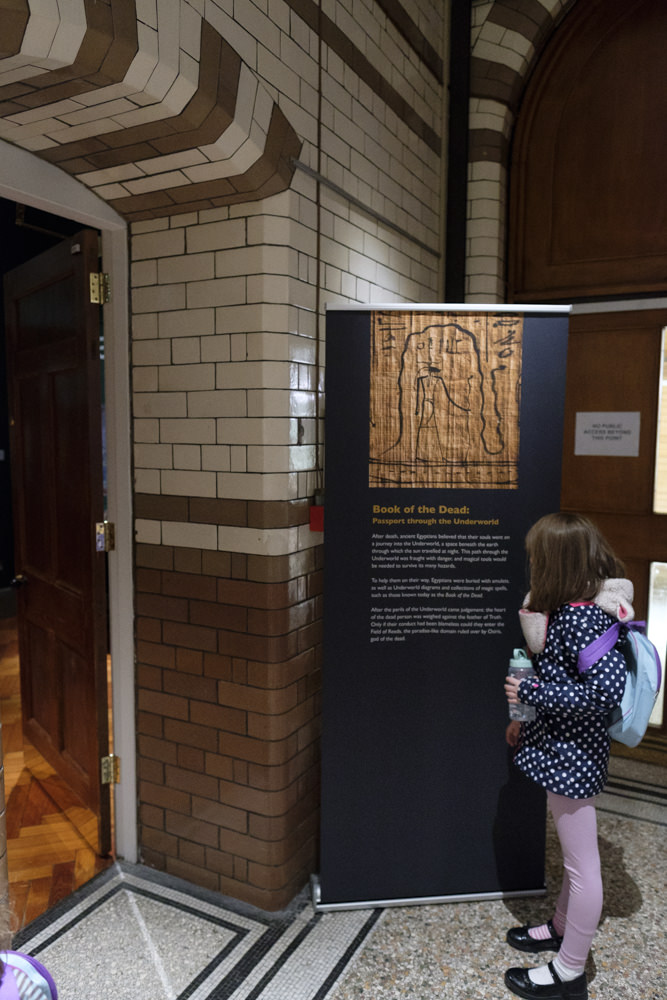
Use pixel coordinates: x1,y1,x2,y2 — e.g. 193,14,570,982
513,600,628,799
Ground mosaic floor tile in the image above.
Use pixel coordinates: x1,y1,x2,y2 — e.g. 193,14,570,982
11,759,666,1000
14,866,381,1000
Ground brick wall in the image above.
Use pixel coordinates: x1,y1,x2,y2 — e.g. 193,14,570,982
135,507,322,908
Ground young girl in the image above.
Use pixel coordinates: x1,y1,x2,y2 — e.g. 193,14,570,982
503,512,632,1000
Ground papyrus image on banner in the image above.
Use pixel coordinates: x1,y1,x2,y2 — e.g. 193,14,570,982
369,311,523,489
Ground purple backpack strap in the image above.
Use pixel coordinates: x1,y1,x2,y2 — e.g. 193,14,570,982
577,620,648,674
576,621,622,674
0,966,20,1000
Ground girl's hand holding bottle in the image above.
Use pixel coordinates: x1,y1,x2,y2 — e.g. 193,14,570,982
505,674,522,704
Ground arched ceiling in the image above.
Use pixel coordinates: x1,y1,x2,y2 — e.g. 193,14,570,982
0,0,301,221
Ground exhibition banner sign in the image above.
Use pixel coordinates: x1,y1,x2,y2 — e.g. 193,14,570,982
317,305,570,909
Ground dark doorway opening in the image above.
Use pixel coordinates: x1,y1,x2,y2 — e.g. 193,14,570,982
0,200,113,930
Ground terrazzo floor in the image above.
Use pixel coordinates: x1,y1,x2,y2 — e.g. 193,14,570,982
13,756,665,1000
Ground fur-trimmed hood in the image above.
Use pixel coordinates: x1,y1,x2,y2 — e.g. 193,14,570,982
519,578,635,654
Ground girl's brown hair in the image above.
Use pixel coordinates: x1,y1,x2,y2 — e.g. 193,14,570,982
525,512,625,613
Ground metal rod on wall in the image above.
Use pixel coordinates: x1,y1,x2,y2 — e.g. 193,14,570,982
290,159,441,259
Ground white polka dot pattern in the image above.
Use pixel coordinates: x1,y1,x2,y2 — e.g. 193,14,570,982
513,603,627,799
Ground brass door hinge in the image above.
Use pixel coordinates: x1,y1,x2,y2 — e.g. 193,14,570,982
96,521,115,552
90,271,111,304
101,754,120,785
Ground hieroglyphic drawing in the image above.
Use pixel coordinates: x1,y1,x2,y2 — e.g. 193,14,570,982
369,311,523,488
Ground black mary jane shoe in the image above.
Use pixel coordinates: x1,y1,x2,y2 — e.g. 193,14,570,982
506,920,563,953
504,961,588,1000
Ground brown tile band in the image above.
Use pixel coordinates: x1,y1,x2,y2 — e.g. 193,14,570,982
134,494,312,529
372,0,443,83
486,0,552,44
468,126,508,165
108,105,302,221
470,56,523,110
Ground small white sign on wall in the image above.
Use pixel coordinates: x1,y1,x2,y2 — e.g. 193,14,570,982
575,411,641,456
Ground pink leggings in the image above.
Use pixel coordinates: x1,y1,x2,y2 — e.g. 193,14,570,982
547,791,602,969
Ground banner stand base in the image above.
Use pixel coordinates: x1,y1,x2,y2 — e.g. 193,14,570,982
311,875,546,913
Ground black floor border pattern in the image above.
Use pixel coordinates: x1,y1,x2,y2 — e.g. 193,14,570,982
176,912,314,1000
604,777,667,803
12,863,384,1000
311,909,384,1000
597,801,667,827
13,861,310,948
21,882,269,1000
226,908,384,1000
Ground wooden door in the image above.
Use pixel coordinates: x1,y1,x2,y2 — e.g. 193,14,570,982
508,0,667,303
4,229,110,854
561,308,667,754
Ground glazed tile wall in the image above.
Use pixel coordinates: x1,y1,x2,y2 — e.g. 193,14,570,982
131,213,321,908
131,0,446,909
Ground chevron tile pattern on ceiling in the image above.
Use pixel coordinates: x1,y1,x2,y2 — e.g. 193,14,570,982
0,0,301,220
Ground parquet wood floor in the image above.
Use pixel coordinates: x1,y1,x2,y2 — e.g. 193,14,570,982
0,618,112,932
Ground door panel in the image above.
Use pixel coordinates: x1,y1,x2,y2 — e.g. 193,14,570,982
507,0,667,759
561,309,667,750
26,621,57,738
509,0,667,301
561,310,663,516
4,229,110,854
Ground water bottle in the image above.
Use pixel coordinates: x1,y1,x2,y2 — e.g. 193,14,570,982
508,648,536,721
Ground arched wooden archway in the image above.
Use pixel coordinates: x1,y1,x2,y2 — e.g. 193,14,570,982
509,0,667,302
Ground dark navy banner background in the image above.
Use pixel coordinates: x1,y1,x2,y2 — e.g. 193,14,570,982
318,307,570,907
